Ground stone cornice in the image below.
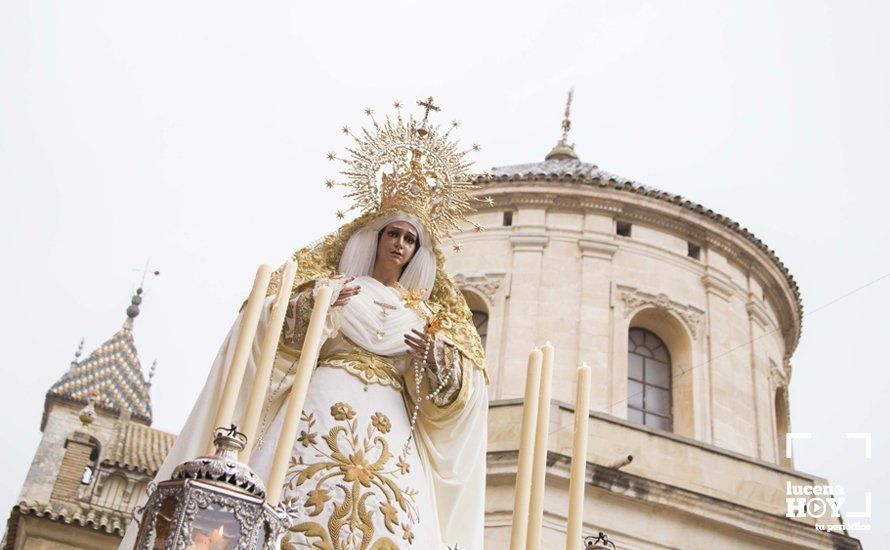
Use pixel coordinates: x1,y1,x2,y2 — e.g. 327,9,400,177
452,272,510,303
783,357,794,384
491,398,821,478
747,294,773,330
616,284,705,340
770,362,790,389
702,270,735,302
486,450,861,549
578,237,618,259
509,234,549,251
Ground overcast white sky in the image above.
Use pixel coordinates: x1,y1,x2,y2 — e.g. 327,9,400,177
1,0,888,545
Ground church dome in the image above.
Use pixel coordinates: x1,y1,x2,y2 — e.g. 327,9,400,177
447,96,803,470
478,157,803,335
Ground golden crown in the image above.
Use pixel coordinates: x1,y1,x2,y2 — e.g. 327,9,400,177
324,97,490,249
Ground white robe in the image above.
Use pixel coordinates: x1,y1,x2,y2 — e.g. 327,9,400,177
120,275,488,549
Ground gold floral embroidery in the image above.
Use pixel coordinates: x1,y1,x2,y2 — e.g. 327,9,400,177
298,412,320,448
425,307,453,334
394,283,428,321
283,406,419,549
371,413,391,434
319,348,404,391
395,456,410,476
401,523,414,544
305,487,331,516
299,430,319,448
330,402,356,421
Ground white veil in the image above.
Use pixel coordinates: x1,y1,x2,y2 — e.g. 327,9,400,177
338,213,436,299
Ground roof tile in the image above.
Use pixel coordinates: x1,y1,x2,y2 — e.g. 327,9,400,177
47,326,152,422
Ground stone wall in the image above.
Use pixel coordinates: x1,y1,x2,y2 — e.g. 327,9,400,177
484,400,855,549
18,402,120,506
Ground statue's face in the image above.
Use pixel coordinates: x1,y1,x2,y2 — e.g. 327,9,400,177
376,221,419,270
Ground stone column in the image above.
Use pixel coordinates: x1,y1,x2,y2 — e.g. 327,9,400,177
499,207,548,399
576,235,617,413
746,288,773,461
701,265,733,447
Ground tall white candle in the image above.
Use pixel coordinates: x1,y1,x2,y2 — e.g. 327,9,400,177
265,284,333,506
239,260,298,462
509,348,543,550
207,264,272,454
566,362,592,550
526,341,554,550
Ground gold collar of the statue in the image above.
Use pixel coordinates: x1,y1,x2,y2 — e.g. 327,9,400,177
324,97,488,246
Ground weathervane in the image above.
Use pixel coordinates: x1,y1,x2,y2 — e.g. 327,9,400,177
545,87,580,161
560,87,574,145
132,259,161,288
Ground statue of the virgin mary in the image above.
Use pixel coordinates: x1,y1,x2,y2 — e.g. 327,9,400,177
121,99,489,549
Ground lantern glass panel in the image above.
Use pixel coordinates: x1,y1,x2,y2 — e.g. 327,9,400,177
254,520,268,548
190,504,242,549
149,495,178,550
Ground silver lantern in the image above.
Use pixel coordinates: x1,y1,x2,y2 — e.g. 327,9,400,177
134,426,286,549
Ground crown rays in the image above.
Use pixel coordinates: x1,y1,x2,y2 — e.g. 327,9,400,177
324,98,484,246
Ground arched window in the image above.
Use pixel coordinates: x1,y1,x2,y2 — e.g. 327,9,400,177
627,328,672,431
460,288,489,351
472,310,488,348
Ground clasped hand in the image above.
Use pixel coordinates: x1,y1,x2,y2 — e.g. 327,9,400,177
332,277,361,307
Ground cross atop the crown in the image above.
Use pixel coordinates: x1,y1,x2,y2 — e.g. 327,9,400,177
417,96,440,124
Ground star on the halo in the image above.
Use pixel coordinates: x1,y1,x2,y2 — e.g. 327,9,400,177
472,143,481,151
452,244,463,252
341,125,350,135
484,196,494,207
324,179,335,189
451,120,461,128
326,152,336,161
393,101,402,109
483,169,493,179
364,107,374,116
474,225,484,233
336,210,346,220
